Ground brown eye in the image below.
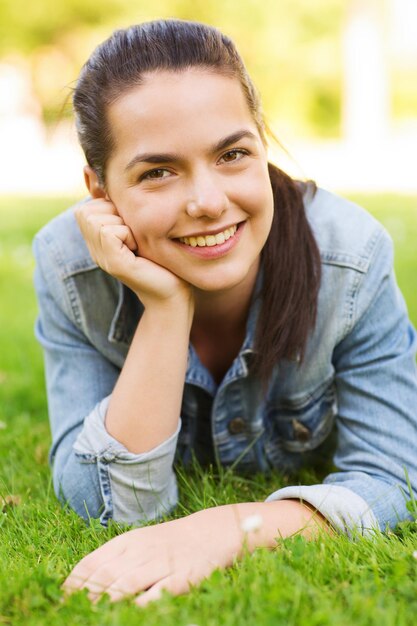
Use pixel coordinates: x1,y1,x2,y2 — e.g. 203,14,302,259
220,149,248,163
141,168,171,181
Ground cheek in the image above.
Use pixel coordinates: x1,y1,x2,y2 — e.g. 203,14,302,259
126,209,175,253
240,172,273,222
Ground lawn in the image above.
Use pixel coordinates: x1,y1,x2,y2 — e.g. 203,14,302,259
0,193,416,625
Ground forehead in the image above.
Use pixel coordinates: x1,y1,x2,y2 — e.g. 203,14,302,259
106,69,258,162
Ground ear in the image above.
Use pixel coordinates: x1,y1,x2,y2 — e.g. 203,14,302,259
83,166,107,199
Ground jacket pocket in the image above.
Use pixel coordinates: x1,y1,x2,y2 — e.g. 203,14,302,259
265,379,337,453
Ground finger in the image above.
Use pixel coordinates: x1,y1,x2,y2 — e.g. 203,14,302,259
82,560,130,598
75,205,123,237
104,559,170,602
135,573,191,608
76,215,124,254
64,527,158,601
99,224,138,253
83,555,158,603
83,213,124,233
63,536,128,592
75,198,118,219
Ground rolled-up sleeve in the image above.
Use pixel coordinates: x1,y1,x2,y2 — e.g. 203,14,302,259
267,229,417,535
265,484,378,536
73,397,180,525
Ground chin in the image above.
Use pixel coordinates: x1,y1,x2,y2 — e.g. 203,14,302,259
188,265,254,293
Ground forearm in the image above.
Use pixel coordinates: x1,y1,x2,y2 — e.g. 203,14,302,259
234,500,331,550
192,499,331,561
106,297,194,453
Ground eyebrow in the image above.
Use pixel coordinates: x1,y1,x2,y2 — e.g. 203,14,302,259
124,129,258,173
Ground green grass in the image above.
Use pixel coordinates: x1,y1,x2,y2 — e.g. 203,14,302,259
1,193,417,625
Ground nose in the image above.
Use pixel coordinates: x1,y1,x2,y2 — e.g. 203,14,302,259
185,170,229,219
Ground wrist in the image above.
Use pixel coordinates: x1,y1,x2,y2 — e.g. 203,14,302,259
141,293,194,328
232,500,331,553
134,298,194,350
137,287,194,314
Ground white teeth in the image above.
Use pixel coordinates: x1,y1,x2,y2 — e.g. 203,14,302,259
180,224,238,247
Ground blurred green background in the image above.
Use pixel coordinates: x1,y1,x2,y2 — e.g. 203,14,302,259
1,0,417,195
0,0,416,133
0,0,345,135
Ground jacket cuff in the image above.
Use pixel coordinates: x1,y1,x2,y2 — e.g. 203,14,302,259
265,484,379,537
73,396,181,525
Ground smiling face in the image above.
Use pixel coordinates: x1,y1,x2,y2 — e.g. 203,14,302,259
102,69,274,294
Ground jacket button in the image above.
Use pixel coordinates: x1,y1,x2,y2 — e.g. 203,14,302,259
292,419,311,442
228,417,246,434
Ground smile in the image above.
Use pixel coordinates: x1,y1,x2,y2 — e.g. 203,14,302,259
179,225,238,247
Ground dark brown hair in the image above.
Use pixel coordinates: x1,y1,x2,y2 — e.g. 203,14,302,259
73,19,321,385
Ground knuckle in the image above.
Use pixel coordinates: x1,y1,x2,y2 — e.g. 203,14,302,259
94,564,117,586
85,214,97,229
77,554,98,573
78,568,109,593
110,576,137,597
99,224,115,240
69,564,91,584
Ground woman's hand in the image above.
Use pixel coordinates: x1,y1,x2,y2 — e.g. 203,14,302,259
62,501,326,606
75,198,192,308
63,505,244,606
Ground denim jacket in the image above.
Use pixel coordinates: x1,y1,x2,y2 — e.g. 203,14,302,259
33,187,417,534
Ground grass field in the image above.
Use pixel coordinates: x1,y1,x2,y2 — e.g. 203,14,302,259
0,193,416,625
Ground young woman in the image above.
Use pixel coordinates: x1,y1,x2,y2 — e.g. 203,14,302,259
33,19,417,605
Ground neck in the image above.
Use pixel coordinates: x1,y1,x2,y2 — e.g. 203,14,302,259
192,258,259,334
190,259,260,383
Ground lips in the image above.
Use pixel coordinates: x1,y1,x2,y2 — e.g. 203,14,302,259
179,224,238,247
